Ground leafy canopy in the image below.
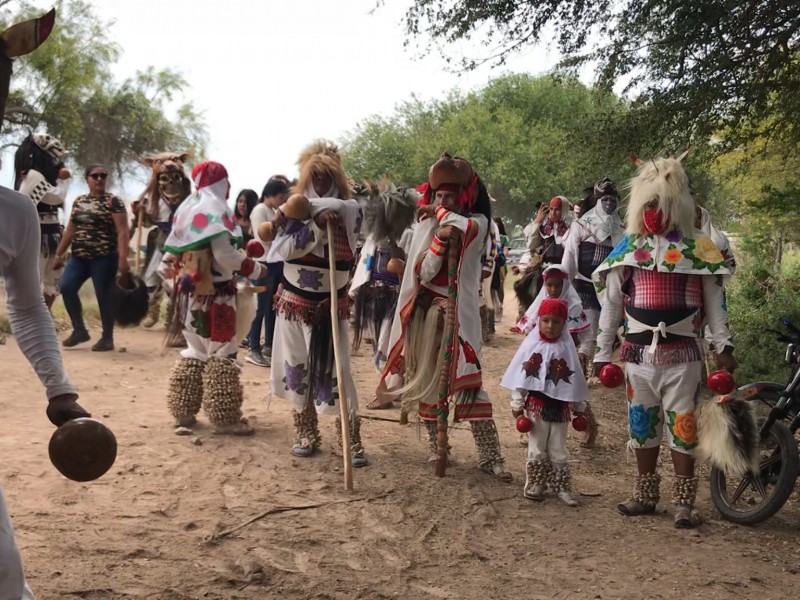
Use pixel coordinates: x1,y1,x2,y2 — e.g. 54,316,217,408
2,0,207,177
399,0,800,155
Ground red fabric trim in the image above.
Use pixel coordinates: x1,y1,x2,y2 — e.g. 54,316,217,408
429,235,446,257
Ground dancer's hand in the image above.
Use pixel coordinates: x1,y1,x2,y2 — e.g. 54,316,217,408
533,204,549,224
436,225,455,242
512,409,523,418
417,205,436,221
593,362,610,377
47,394,91,427
273,210,287,229
53,255,66,269
716,348,737,373
314,210,340,228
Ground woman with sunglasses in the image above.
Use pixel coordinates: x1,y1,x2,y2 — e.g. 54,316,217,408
54,165,130,351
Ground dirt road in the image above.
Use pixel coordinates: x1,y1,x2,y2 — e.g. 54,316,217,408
2,314,800,599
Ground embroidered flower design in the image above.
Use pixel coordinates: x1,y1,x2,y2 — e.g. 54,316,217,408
297,268,323,290
191,213,209,232
189,309,210,338
626,379,634,402
523,352,543,378
462,339,478,365
546,358,574,385
667,410,698,449
606,235,633,264
208,302,236,343
665,229,683,243
286,219,313,247
283,362,308,395
629,404,660,445
694,237,724,264
633,248,652,264
315,374,336,406
664,247,682,264
222,213,235,232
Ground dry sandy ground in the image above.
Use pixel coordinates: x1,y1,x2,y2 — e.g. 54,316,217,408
2,304,800,599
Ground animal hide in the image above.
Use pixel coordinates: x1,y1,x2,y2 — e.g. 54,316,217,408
697,395,760,478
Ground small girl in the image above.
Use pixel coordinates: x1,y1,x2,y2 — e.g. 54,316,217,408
501,298,590,506
514,266,588,339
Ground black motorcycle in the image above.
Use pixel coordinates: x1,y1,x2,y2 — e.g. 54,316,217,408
709,319,800,525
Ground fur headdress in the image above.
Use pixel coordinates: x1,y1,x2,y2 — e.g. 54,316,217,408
429,153,473,190
361,178,418,244
293,139,352,200
626,151,695,236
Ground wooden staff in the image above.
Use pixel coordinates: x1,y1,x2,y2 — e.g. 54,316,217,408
435,227,463,477
134,207,145,274
327,220,354,491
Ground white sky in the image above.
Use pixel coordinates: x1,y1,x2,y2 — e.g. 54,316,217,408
6,0,567,206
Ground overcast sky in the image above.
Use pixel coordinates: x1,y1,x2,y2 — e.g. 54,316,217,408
8,0,565,205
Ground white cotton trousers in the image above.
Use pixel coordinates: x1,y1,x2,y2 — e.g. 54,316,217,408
0,487,33,599
526,418,570,465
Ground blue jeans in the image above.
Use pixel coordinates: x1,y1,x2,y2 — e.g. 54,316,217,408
248,262,282,352
60,253,118,339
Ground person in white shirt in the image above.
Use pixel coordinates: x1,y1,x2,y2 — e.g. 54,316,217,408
245,176,290,367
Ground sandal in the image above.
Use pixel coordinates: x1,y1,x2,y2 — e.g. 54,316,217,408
524,484,546,502
617,499,656,516
674,506,700,529
484,464,513,483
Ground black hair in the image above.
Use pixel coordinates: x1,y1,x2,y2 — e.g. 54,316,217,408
14,134,62,189
84,164,107,179
261,176,291,200
235,189,259,218
471,177,492,222
493,217,507,236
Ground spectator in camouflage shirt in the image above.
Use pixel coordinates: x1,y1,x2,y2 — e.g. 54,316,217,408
54,164,130,351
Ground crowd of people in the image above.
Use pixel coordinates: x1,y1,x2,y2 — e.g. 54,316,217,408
11,134,740,517
0,9,745,598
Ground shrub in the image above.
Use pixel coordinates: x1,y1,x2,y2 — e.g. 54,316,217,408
727,259,800,384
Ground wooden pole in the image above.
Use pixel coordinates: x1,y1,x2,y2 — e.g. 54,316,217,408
435,228,462,477
327,220,354,491
134,208,145,274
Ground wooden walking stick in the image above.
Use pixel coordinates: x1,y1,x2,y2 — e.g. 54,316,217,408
435,228,463,477
327,219,354,491
134,207,145,274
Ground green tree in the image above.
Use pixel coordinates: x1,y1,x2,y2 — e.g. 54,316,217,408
398,0,800,156
343,73,649,223
2,0,207,176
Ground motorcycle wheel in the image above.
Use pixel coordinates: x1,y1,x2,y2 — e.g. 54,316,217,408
709,420,799,525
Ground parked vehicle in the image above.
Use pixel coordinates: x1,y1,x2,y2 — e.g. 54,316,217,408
709,319,800,525
506,237,527,266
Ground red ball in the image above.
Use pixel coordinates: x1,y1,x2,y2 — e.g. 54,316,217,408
246,239,265,259
707,369,735,395
516,415,533,433
599,363,625,388
572,414,588,432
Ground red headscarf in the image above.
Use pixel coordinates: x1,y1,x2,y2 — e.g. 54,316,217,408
416,174,480,212
538,298,568,320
